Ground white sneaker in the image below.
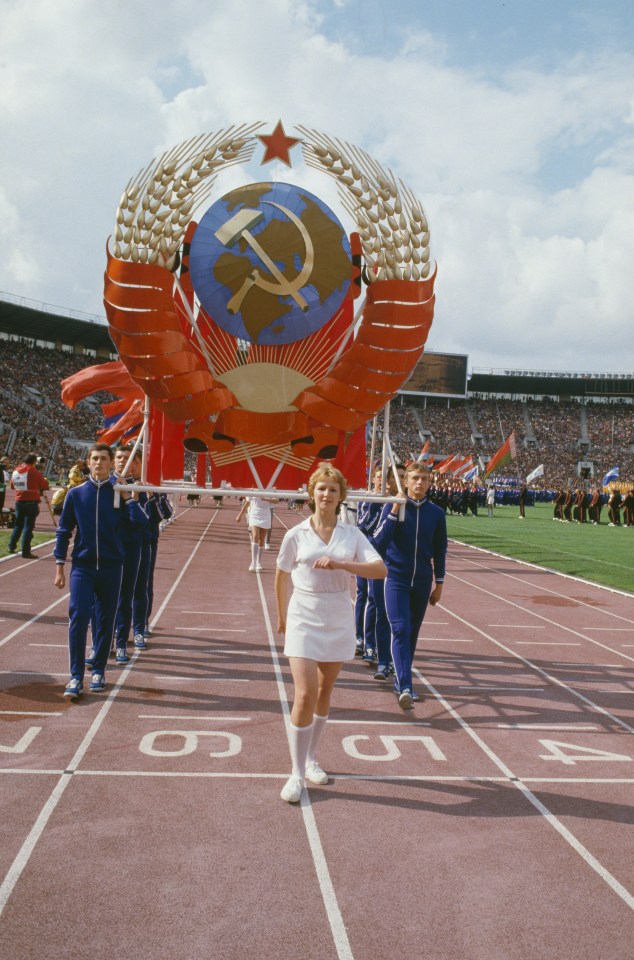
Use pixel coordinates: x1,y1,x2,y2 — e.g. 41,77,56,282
248,563,255,571
264,543,270,550
254,563,263,572
305,760,328,785
280,775,304,803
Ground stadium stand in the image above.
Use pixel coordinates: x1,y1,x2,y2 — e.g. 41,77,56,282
1,292,632,490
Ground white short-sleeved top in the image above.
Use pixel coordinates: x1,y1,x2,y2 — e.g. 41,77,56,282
277,516,382,592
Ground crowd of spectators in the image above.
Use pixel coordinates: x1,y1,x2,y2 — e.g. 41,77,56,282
0,338,112,479
1,336,632,493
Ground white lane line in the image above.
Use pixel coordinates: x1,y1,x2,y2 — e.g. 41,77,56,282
584,628,634,632
179,611,246,616
488,624,544,629
175,627,246,632
256,575,354,960
0,711,62,717
497,724,598,730
29,643,67,648
457,686,545,692
0,671,68,677
0,511,220,917
0,594,69,650
138,715,251,721
152,676,249,682
428,659,509,666
328,719,431,726
515,642,580,646
414,663,634,910
1,766,633,786
427,638,472,643
0,603,32,606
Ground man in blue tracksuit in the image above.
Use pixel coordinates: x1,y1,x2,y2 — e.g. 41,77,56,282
133,488,173,641
110,445,149,661
53,443,147,699
373,462,447,709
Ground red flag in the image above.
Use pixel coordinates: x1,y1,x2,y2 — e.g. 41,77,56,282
484,431,517,478
435,453,459,475
98,399,144,445
417,439,430,462
452,457,475,477
61,361,144,409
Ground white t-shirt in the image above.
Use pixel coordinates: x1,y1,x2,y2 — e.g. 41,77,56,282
277,516,382,593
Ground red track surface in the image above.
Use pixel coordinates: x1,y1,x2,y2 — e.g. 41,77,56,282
1,499,633,959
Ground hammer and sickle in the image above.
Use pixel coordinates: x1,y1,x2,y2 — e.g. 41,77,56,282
214,201,314,315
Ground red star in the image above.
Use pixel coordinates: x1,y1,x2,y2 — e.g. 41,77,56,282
257,120,301,167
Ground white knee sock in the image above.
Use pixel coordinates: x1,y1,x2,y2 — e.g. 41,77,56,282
307,714,328,763
288,720,314,779
250,541,258,565
254,544,261,566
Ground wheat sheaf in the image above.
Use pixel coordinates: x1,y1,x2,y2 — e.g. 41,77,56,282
296,125,432,283
112,122,264,271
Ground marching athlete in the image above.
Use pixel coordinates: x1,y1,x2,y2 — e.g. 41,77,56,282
373,462,447,709
54,443,147,698
275,463,386,803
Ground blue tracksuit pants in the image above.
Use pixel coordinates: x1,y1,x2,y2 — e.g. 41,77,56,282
385,573,432,692
69,562,123,679
369,579,391,667
132,539,152,637
354,576,368,642
114,540,142,645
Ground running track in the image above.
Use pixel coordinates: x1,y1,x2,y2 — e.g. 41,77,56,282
1,498,633,959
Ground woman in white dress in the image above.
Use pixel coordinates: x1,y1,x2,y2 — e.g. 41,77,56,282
236,495,278,571
275,463,387,803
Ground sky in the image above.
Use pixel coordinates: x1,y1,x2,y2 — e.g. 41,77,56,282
1,0,633,374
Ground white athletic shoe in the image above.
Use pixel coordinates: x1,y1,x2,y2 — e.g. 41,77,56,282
305,760,328,785
254,563,263,572
280,775,305,803
248,563,255,571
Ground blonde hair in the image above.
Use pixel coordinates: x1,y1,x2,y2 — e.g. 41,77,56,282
307,463,348,513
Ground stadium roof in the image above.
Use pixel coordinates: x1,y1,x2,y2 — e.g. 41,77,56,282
0,291,114,353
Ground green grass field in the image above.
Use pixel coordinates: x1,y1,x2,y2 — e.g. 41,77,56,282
447,502,633,594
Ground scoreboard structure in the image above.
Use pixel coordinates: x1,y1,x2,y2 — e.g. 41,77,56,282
400,351,469,399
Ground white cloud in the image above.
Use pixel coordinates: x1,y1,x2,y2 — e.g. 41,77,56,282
0,0,632,373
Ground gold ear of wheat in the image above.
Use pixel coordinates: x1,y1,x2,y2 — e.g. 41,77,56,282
112,123,264,270
296,125,431,283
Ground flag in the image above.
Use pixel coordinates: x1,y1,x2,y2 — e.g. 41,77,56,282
484,431,517,478
463,465,478,482
602,466,619,486
526,464,544,484
435,453,459,475
417,439,430,461
451,457,474,477
60,360,143,409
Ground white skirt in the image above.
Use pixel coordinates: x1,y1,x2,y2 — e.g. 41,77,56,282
248,503,272,529
284,588,356,662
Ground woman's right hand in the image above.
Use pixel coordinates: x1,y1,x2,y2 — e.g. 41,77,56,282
277,616,286,635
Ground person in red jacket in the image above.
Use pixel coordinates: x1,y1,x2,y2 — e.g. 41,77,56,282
8,454,49,558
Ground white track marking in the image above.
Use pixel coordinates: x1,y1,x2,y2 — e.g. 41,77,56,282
138,715,251,721
0,512,219,917
175,626,246,632
497,724,598,730
256,575,354,960
0,595,69,649
515,641,580,646
1,766,633,786
152,676,248,682
456,686,545,692
0,711,62,717
413,663,634,910
179,610,246,616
